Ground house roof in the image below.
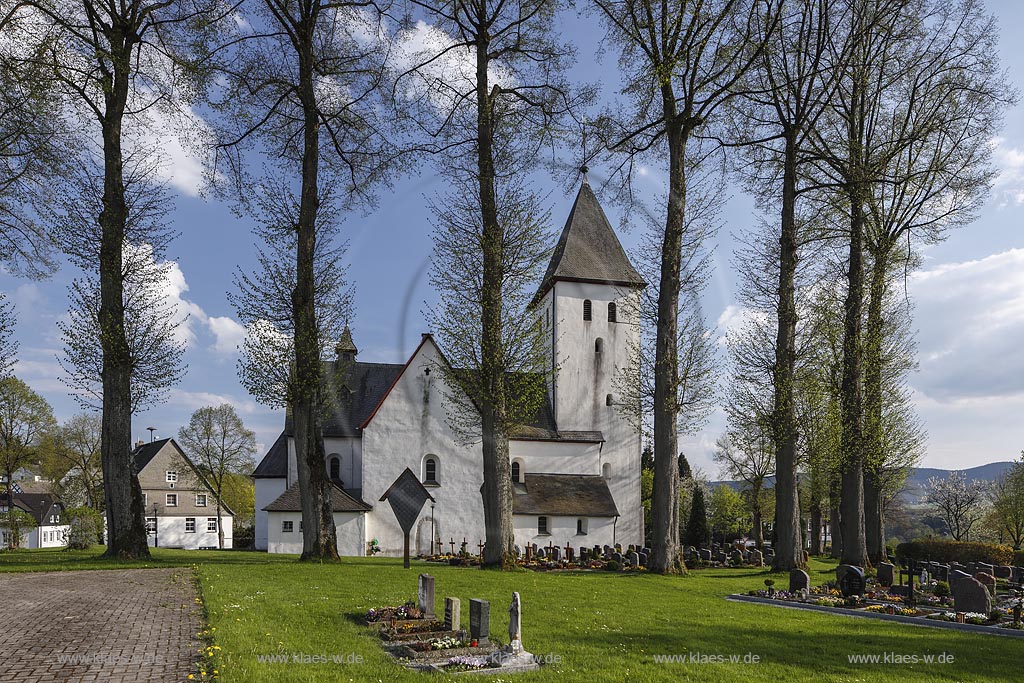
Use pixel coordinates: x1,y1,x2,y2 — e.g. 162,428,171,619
131,438,236,516
262,481,372,513
252,433,289,478
9,493,64,525
286,360,406,438
133,438,172,473
512,473,619,517
531,179,645,307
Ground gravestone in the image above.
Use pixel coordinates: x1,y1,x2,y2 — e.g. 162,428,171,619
730,549,743,565
525,545,533,562
950,569,973,588
837,565,866,597
699,549,712,562
749,549,763,567
932,564,950,582
418,574,435,619
567,547,575,563
536,547,546,560
642,547,652,556
952,576,992,614
639,552,648,567
613,552,623,564
994,565,1012,580
551,547,561,562
975,572,996,596
1013,567,1024,585
469,599,490,644
627,551,640,567
789,568,810,593
580,548,590,562
716,551,728,564
877,562,896,588
603,545,612,558
444,597,461,631
614,544,622,553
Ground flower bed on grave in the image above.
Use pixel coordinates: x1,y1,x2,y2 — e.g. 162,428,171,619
364,600,423,625
736,577,1024,634
379,619,451,641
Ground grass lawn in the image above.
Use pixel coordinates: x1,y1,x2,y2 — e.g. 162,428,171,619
4,548,1022,681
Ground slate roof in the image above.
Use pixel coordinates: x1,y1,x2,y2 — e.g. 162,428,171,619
9,493,64,525
512,473,619,517
262,481,372,513
133,438,171,473
252,433,289,478
285,360,406,438
531,179,646,307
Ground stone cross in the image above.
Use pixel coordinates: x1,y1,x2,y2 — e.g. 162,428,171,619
418,574,435,619
444,597,460,631
449,538,456,555
469,599,490,644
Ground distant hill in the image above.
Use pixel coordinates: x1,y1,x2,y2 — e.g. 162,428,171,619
711,461,1016,508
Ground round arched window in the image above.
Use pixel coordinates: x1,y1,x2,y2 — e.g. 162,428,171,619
423,456,439,485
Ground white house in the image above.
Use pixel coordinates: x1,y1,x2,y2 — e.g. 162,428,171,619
0,492,69,549
133,439,235,549
253,178,645,556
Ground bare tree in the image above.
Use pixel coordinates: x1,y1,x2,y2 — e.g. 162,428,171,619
713,426,774,546
2,0,223,559
926,471,988,541
0,294,15,377
594,0,773,574
56,158,187,414
209,0,397,560
178,404,257,549
401,0,585,568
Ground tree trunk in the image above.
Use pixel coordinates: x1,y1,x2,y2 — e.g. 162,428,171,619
475,34,514,570
809,501,823,556
772,130,803,571
216,500,224,550
829,502,842,558
293,18,338,562
650,102,688,575
100,31,149,560
863,246,888,563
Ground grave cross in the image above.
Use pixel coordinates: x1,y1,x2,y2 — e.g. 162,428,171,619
564,542,572,563
478,540,486,558
449,538,456,556
547,541,555,557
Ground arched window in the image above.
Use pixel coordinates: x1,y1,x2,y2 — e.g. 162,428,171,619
577,518,588,535
595,338,604,354
511,461,521,482
329,456,340,481
423,455,439,485
608,301,617,323
602,463,611,479
583,299,592,321
606,393,614,406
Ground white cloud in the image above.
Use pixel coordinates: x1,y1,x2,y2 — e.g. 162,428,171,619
168,388,261,415
208,316,247,354
991,137,1024,207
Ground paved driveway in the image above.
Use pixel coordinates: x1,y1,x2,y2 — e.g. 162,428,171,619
0,568,201,682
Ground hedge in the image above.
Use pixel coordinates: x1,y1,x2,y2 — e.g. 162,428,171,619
895,538,1014,566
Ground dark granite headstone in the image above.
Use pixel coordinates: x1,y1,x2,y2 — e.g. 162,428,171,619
994,565,1012,580
469,599,490,644
730,549,743,565
627,551,640,567
952,576,992,614
877,562,895,587
612,551,623,564
639,552,648,567
699,548,712,562
837,565,866,597
748,549,763,567
418,574,435,619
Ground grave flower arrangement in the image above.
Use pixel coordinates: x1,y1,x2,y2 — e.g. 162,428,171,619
444,655,498,671
364,600,421,623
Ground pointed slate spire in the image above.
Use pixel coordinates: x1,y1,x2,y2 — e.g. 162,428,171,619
336,324,357,357
530,180,646,307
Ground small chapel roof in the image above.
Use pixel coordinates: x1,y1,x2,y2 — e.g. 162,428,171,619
530,179,646,307
262,481,372,513
512,473,619,517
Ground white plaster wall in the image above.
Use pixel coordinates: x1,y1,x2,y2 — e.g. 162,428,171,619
254,478,287,551
508,439,603,476
323,437,362,490
549,280,644,547
362,338,486,557
36,525,69,548
512,514,617,551
148,515,233,549
267,511,365,555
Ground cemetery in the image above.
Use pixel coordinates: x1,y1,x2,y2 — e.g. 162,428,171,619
732,558,1024,636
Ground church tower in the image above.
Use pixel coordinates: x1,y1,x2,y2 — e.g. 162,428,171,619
529,176,646,544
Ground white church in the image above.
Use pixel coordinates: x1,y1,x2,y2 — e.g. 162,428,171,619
253,179,645,556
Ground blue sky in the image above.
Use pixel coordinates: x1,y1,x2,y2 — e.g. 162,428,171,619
2,1,1023,477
